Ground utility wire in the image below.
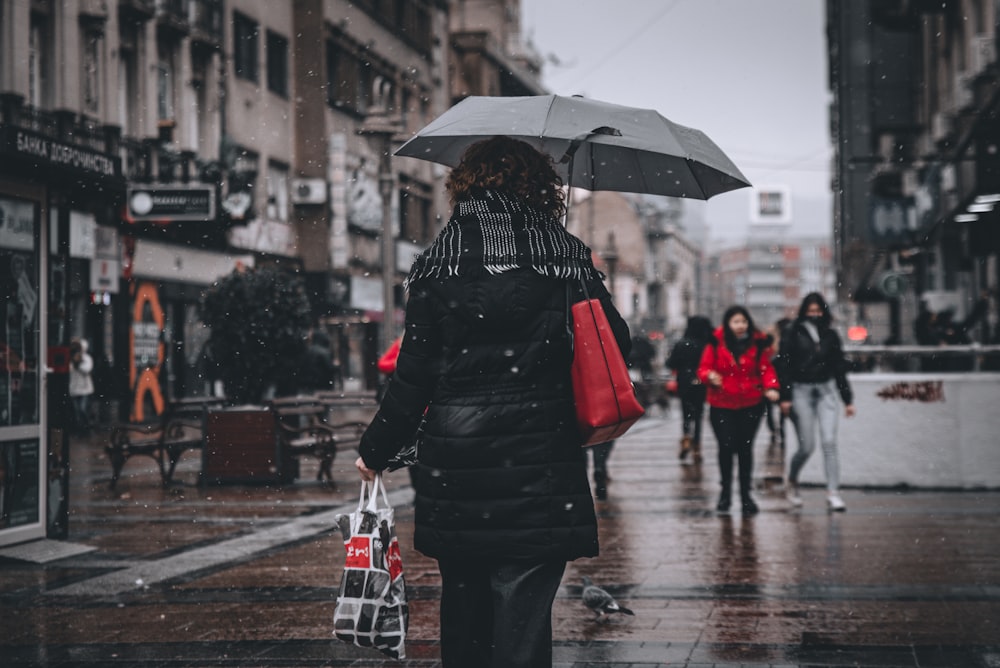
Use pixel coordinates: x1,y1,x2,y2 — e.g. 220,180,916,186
556,0,684,92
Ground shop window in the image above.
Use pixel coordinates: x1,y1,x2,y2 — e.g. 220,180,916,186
233,11,259,83
266,161,289,223
266,30,288,98
0,196,40,428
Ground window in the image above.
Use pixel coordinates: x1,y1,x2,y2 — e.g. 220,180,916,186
28,13,52,108
82,27,103,115
233,12,258,82
326,38,391,115
156,41,175,121
266,162,289,222
266,30,288,97
399,178,432,243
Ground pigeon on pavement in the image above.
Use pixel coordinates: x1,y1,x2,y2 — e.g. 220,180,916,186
581,577,635,618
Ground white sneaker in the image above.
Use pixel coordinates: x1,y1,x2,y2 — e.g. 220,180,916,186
827,494,846,512
786,483,803,507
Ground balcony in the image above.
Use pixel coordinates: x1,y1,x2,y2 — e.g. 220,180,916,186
118,0,155,22
189,0,222,50
156,0,189,38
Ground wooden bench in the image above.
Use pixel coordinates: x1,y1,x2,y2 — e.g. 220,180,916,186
268,395,369,483
106,396,225,489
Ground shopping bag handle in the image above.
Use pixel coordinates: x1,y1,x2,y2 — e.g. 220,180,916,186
357,473,392,515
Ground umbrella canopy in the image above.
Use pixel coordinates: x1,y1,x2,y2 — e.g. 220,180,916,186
394,94,750,200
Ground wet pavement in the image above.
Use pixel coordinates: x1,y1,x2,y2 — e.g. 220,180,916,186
1,402,999,667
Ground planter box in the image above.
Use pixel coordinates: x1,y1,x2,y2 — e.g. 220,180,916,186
202,407,288,484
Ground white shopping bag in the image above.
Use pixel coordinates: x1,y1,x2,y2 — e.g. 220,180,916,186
333,474,408,659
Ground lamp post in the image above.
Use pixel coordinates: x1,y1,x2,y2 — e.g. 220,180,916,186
603,231,619,301
358,105,403,357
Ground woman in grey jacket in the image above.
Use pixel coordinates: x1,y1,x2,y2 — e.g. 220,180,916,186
778,292,855,512
356,136,631,668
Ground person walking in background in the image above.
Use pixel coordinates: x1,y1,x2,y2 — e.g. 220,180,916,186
588,440,615,500
355,136,631,668
297,330,337,393
779,292,855,512
766,317,798,452
68,338,94,437
666,315,714,464
697,306,780,516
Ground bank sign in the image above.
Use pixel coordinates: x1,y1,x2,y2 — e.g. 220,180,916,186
0,125,121,180
126,185,216,222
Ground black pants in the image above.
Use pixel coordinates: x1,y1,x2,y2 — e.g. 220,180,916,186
679,390,706,443
438,558,566,668
709,403,765,501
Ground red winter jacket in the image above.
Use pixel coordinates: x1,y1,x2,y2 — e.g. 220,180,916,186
697,327,779,410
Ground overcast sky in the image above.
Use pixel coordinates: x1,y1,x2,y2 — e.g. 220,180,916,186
520,0,833,242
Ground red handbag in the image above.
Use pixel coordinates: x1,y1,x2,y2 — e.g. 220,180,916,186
570,295,645,447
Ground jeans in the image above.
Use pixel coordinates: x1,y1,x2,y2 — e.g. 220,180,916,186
71,395,91,433
438,558,567,668
788,379,840,492
709,403,765,502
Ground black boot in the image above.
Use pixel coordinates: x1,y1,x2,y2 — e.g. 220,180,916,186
741,497,759,516
716,489,731,515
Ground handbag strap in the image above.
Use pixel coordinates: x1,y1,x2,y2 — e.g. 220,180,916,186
565,276,592,340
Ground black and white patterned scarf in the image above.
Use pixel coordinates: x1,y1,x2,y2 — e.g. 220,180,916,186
405,189,599,288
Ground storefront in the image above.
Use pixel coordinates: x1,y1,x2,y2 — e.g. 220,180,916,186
124,238,254,420
0,111,125,546
0,187,45,546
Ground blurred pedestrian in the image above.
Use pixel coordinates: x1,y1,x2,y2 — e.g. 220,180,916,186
68,338,94,437
298,329,337,393
588,440,615,500
666,315,714,464
778,292,854,512
765,317,798,452
354,136,631,668
697,306,780,516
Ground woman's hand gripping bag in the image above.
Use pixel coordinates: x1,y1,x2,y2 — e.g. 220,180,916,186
333,474,408,659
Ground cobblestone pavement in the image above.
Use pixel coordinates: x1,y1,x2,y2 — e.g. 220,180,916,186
1,404,998,667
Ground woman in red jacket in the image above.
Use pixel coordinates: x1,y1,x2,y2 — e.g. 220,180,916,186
698,305,780,516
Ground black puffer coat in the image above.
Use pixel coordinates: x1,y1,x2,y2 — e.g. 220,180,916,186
777,320,853,405
360,267,630,562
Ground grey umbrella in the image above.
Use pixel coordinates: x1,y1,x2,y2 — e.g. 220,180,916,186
394,94,750,199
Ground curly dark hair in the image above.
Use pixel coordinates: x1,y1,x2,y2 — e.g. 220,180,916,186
445,136,566,219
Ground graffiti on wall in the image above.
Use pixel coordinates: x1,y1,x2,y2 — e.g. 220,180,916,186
876,381,945,403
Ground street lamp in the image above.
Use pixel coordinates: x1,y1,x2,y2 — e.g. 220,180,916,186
602,231,619,300
358,104,403,357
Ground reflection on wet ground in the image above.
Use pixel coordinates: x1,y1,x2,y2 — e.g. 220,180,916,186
1,411,998,667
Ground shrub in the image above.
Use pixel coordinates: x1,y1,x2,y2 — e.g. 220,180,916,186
200,267,312,404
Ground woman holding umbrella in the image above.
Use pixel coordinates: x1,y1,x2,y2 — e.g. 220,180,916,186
355,136,631,668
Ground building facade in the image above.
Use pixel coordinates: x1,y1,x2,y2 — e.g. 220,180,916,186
705,234,837,337
0,0,547,546
827,0,999,344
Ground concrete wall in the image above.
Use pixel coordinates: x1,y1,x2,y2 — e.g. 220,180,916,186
794,373,1000,490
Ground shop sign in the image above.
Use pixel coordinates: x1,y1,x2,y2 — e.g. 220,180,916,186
126,185,216,222
1,125,121,180
0,197,35,251
90,226,120,293
750,185,792,224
